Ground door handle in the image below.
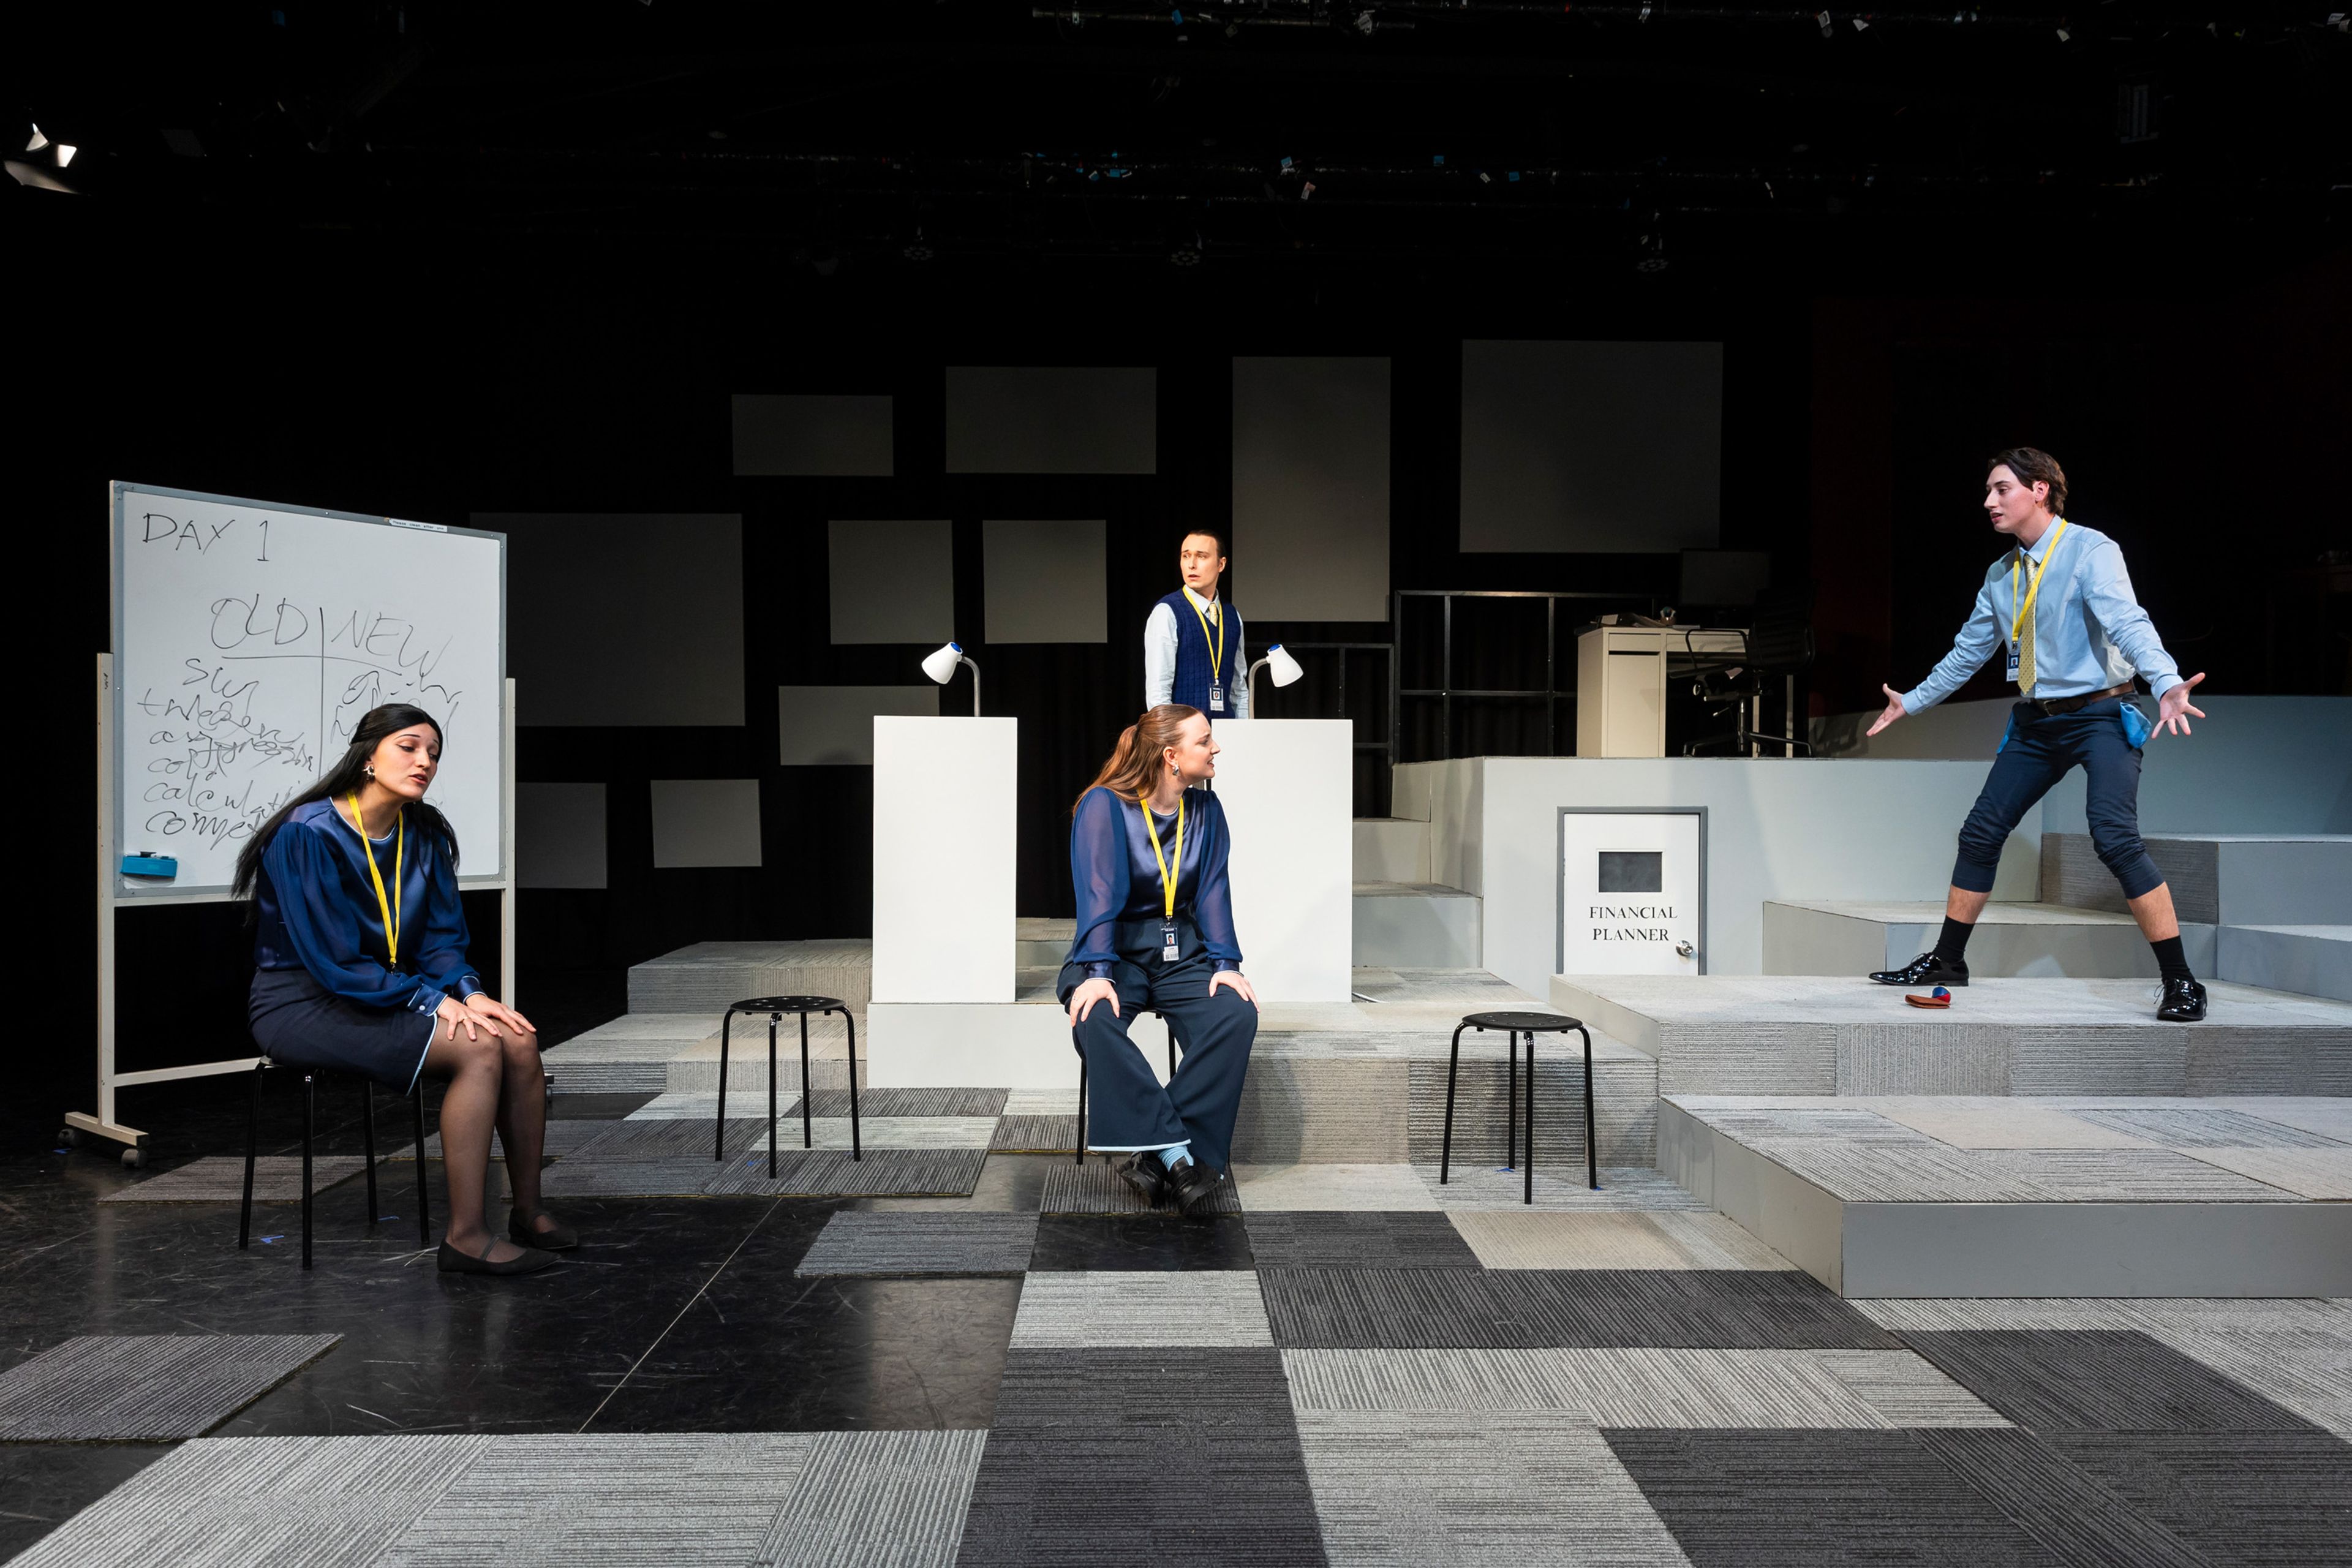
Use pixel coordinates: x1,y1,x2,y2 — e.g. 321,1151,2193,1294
1675,940,1695,960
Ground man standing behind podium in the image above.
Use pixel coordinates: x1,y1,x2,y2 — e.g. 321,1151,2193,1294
1145,529,1249,720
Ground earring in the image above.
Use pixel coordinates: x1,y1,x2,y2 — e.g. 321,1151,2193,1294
363,764,375,778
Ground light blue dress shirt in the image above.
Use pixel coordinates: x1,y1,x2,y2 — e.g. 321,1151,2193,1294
1901,520,2182,714
1144,589,1250,718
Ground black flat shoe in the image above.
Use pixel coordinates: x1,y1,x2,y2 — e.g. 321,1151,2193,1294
1162,1156,1224,1218
437,1238,560,1276
1114,1155,1169,1209
2157,977,2208,1022
1869,951,1970,988
508,1208,579,1251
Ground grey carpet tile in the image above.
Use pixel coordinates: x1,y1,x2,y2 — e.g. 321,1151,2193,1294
745,1117,1001,1153
1235,1164,1437,1211
562,1116,767,1160
1746,1140,2051,1202
2064,1105,2348,1149
794,1212,1040,1278
1259,1269,1902,1352
2143,1329,2352,1438
98,1155,363,1203
535,1158,725,1197
1685,1106,1934,1142
803,1087,1008,1118
1295,1410,1693,1567
1811,1351,2015,1429
4,1434,491,1568
2207,1097,2352,1144
1243,1212,1482,1270
956,1348,1326,1566
2179,1145,2352,1199
0,1334,340,1441
2040,1430,2352,1567
1009,1270,1275,1348
1446,1212,1789,1271
1600,1428,2062,1567
989,1114,1079,1153
625,1090,797,1121
388,1120,609,1160
1901,1330,2326,1433
1415,1163,1709,1212
1978,1147,2313,1202
1039,1158,1242,1215
703,1148,987,1197
1853,1298,2352,1335
754,1430,989,1568
375,1432,816,1567
1908,1428,2218,1568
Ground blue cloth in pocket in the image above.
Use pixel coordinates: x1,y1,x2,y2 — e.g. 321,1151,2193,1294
1996,712,2016,756
2119,699,2152,750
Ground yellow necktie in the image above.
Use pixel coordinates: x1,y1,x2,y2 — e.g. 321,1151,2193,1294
2016,559,2036,694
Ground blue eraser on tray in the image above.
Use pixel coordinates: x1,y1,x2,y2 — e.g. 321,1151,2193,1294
121,854,179,878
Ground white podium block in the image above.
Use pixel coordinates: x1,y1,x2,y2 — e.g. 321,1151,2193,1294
1206,718,1353,1001
872,716,1016,1002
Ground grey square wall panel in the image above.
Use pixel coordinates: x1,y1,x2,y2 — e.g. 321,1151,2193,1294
983,519,1108,644
777,687,941,764
827,519,955,644
1231,356,1391,622
649,778,762,868
946,366,1156,473
483,513,745,726
518,782,608,889
1459,340,1723,554
731,393,894,476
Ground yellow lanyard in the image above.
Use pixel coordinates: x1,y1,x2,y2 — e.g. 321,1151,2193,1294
346,794,404,967
1139,791,1185,921
2008,518,2069,647
1183,588,1226,683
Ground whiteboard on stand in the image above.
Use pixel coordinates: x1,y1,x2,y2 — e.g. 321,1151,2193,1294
110,483,507,898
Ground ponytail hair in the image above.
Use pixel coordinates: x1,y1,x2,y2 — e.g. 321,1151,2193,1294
1074,704,1202,813
232,703,460,900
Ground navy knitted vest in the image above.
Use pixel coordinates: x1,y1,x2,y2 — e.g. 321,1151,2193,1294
1158,589,1238,714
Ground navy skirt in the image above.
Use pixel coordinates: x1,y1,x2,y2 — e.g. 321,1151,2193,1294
249,967,435,1094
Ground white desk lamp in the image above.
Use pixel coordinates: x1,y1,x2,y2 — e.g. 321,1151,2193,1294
1244,642,1305,714
922,642,982,716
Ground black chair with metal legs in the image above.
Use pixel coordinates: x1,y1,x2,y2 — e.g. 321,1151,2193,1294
1439,1010,1599,1204
238,1058,432,1270
715,995,859,1178
1073,1012,1177,1165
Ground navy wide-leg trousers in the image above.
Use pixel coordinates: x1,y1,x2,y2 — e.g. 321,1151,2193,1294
1058,923,1257,1174
1951,697,2165,899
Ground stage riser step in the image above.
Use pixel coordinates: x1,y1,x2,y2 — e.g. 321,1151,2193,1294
1762,900,2216,981
2218,925,2352,1003
627,941,873,1014
2041,832,2351,925
1352,884,1482,969
1353,817,1431,883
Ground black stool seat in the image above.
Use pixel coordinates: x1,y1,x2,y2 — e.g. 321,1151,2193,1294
718,995,859,1175
1441,1010,1599,1204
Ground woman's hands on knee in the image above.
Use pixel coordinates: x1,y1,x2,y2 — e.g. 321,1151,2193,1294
435,994,505,1042
465,992,535,1040
1068,978,1121,1028
1210,970,1257,1008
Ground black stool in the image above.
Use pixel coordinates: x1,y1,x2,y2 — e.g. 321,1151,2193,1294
1439,1010,1599,1204
717,995,859,1177
238,1058,432,1270
1072,1012,1177,1165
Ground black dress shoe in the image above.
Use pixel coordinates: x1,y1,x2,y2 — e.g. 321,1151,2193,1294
508,1207,579,1251
436,1238,560,1276
1869,951,1970,987
1161,1156,1224,1218
2157,976,2208,1022
1115,1155,1169,1208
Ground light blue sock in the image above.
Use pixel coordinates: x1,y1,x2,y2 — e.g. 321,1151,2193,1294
1154,1143,1192,1170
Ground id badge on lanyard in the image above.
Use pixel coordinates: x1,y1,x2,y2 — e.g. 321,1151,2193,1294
1187,592,1227,715
1142,792,1185,964
2005,645,2021,682
1161,921,1180,963
1207,684,1226,715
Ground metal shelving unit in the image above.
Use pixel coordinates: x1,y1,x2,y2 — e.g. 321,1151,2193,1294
1390,588,1661,767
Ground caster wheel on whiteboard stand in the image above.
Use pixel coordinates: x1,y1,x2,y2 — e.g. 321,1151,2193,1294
122,1146,147,1170
59,1128,80,1148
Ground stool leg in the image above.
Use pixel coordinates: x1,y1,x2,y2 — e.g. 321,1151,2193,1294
1506,1031,1518,1171
1523,1033,1535,1207
1075,1055,1088,1167
412,1084,431,1245
239,1062,262,1250
770,1014,783,1180
1580,1025,1599,1191
841,1009,861,1164
301,1072,315,1271
1440,1024,1467,1185
716,1011,733,1163
361,1079,379,1227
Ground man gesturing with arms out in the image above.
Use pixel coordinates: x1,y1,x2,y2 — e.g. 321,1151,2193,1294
1864,447,2211,1020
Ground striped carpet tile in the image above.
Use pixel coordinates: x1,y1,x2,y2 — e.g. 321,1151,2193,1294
0,1335,341,1441
1901,1330,2326,1432
1009,1270,1274,1348
376,1433,815,1567
1243,1212,1481,1270
989,1114,1079,1153
1259,1269,1902,1351
390,1120,609,1160
804,1088,1008,1118
745,1117,1001,1152
536,1158,724,1197
2064,1105,2348,1149
1414,1163,1709,1212
1039,1159,1242,1215
1294,1410,1691,1567
99,1156,363,1204
2040,1430,2352,1565
5,1435,489,1568
1975,1148,2308,1202
794,1212,1039,1277
1601,1429,2061,1567
1907,1428,2214,1568
703,1148,986,1197
564,1117,766,1160
955,1348,1325,1566
1446,1211,1787,1271
2177,1145,2352,1199
753,1429,988,1568
1810,1351,2013,1429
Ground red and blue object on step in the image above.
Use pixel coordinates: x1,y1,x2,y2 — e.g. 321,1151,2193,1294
1904,986,1953,1010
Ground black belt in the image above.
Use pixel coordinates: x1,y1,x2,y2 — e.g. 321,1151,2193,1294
2026,682,2134,717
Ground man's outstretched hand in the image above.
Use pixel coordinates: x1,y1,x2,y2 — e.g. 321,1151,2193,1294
1865,684,1908,738
2154,672,2207,738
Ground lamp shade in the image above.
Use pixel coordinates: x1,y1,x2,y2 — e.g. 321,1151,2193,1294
1266,643,1305,688
921,642,964,684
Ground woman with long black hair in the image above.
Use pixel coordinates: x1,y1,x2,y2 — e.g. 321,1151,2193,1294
1061,703,1259,1216
234,703,569,1275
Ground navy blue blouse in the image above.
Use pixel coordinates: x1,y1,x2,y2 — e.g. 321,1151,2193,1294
1067,785,1242,976
254,799,482,1017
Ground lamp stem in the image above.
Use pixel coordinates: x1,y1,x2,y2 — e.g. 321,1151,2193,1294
960,655,982,717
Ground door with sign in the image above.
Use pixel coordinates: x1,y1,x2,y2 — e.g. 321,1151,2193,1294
1557,808,1706,976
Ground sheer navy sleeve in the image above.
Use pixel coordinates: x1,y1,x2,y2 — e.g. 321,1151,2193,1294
1195,790,1243,971
407,837,484,1005
1068,786,1132,971
261,821,443,1016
